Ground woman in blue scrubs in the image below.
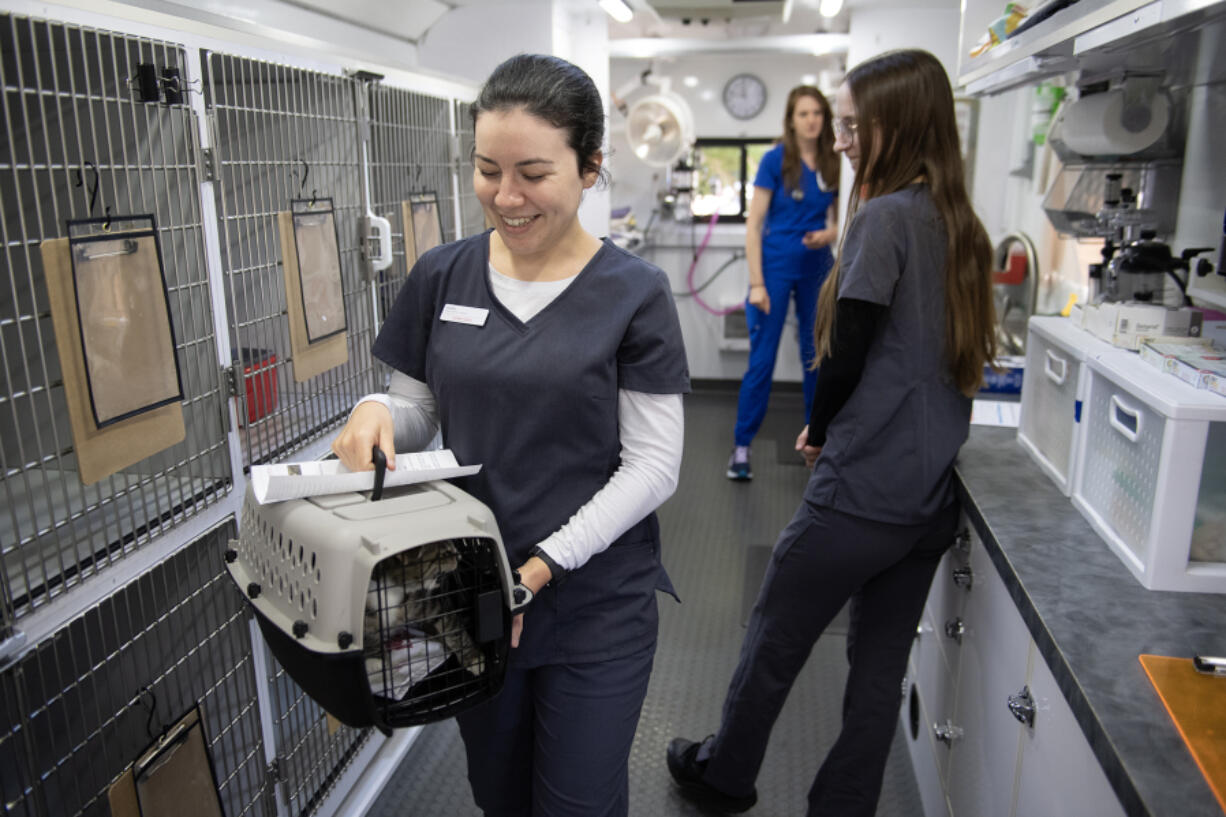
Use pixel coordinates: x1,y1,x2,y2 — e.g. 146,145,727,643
332,55,690,817
728,85,839,481
669,49,998,816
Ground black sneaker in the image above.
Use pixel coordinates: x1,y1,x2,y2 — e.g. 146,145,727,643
725,449,752,481
666,736,758,813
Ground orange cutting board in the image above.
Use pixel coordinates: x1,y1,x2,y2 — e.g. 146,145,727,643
1139,654,1226,813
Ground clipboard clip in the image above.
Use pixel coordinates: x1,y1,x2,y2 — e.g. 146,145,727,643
75,237,137,261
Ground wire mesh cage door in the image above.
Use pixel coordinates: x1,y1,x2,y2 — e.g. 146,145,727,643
0,13,232,625
367,84,458,325
201,51,379,469
453,97,485,240
0,519,270,817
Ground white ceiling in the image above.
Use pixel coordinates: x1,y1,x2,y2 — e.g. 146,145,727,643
278,0,954,46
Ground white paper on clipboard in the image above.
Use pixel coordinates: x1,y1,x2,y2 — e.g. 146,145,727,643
251,449,481,504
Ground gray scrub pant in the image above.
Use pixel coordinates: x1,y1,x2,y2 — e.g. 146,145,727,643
698,498,960,817
455,642,655,817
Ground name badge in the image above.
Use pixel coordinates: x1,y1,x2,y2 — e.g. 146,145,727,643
440,304,489,326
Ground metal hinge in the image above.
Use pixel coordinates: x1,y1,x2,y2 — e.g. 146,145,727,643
220,363,239,433
261,757,284,816
222,363,240,398
200,147,218,182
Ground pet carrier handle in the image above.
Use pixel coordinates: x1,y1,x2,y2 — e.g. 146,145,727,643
371,445,387,501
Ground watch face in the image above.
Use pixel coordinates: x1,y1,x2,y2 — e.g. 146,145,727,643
723,73,767,120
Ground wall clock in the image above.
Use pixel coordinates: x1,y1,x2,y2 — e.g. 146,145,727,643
722,73,767,120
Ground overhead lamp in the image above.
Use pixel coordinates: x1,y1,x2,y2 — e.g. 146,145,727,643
819,0,844,17
599,0,634,23
782,0,795,23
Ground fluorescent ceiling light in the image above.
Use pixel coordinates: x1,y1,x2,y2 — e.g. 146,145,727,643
782,0,795,23
819,0,843,17
802,74,817,85
599,0,634,23
683,75,699,87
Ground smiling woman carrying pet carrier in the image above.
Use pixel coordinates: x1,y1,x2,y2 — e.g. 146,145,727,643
331,53,690,817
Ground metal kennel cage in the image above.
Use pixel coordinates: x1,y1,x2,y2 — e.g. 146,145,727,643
226,478,513,735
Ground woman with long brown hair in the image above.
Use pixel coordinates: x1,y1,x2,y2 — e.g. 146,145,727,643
668,49,996,816
727,85,839,481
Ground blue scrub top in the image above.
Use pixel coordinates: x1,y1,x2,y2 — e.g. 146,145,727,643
754,143,837,273
373,232,691,666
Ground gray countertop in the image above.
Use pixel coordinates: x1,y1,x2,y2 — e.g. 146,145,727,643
955,426,1226,817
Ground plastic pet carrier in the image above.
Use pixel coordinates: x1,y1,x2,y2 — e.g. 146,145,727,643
226,474,513,734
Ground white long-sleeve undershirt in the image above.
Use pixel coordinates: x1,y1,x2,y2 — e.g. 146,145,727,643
355,264,685,573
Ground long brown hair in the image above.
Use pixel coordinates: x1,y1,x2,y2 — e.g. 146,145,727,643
780,85,839,193
814,50,996,396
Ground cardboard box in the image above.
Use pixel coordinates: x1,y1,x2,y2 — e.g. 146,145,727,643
1082,303,1204,349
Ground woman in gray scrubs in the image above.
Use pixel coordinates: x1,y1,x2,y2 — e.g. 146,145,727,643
332,55,690,817
667,49,998,817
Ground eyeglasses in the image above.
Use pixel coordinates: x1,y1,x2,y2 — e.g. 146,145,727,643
833,117,858,140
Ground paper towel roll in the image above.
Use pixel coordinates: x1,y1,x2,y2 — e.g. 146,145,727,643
1055,90,1170,156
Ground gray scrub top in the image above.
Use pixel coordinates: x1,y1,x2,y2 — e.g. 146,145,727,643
372,232,690,665
804,185,971,525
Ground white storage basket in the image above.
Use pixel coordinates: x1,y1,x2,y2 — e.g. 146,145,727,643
1072,352,1226,593
226,478,514,732
1017,316,1121,495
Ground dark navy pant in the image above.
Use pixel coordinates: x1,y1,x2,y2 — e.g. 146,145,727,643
455,642,655,817
733,259,826,447
698,499,959,817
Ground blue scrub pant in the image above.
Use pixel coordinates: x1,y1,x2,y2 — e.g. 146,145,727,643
733,256,828,447
697,499,959,817
455,643,655,817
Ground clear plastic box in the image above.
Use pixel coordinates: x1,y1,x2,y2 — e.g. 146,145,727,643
1071,352,1226,593
1017,316,1121,495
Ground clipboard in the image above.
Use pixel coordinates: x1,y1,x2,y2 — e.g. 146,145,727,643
107,705,225,817
401,192,443,269
278,198,348,382
40,219,186,485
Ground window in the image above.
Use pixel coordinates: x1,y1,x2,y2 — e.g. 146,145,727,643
690,138,774,223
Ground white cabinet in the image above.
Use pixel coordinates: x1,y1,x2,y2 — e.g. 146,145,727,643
902,519,1125,817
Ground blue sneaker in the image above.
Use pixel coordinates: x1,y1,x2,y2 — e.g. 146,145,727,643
726,447,752,481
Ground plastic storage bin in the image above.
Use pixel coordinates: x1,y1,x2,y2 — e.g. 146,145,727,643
1017,316,1120,495
1071,352,1226,593
225,478,513,733
232,347,278,425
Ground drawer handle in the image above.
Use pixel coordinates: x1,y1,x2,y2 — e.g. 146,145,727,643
1108,394,1143,442
1043,350,1068,386
933,720,964,745
1008,685,1036,728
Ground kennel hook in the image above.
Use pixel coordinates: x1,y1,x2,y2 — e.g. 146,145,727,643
294,158,310,197
135,685,161,740
102,205,113,232
75,161,100,216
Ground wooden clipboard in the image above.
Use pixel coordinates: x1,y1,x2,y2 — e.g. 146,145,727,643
278,209,348,382
40,237,185,485
107,706,224,817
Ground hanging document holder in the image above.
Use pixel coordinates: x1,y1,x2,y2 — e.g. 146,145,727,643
225,465,513,734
